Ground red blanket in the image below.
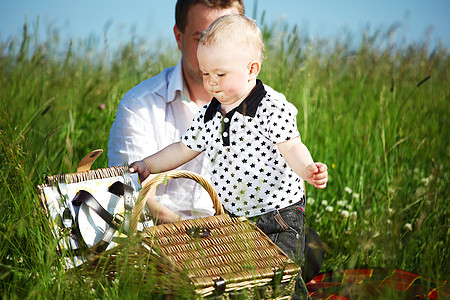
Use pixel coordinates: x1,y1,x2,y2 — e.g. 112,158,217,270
306,269,449,299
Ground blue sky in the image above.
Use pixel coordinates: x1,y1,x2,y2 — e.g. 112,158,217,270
1,0,449,50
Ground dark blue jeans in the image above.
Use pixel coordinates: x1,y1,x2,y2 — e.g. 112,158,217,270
227,202,308,299
255,204,307,299
255,204,306,266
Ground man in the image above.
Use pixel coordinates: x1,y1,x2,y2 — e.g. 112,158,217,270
108,0,245,222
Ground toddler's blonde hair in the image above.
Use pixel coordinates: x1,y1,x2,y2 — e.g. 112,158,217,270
199,14,264,62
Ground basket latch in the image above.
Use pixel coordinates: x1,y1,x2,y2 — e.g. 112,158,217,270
186,227,211,238
111,213,125,228
213,277,226,295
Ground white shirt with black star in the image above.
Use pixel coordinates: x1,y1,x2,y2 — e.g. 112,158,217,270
181,80,305,217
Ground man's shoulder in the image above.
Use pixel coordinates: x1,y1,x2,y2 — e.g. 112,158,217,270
124,65,177,101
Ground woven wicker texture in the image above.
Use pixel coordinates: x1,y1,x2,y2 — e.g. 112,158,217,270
142,213,299,297
130,170,224,233
41,165,129,186
127,170,300,297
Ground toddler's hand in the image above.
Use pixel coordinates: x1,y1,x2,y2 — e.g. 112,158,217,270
129,160,151,183
305,162,328,189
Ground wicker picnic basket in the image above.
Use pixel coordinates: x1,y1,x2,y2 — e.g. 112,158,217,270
37,150,301,298
36,150,143,268
137,171,300,297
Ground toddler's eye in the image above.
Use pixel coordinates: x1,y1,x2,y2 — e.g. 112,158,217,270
202,72,209,76
217,73,225,77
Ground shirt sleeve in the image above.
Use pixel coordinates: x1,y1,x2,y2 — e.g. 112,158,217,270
180,107,207,152
266,97,300,144
107,94,159,167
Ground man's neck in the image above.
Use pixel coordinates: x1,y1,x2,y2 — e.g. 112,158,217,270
184,75,212,108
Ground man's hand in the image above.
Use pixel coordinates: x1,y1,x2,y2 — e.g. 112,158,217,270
129,160,151,183
305,162,328,189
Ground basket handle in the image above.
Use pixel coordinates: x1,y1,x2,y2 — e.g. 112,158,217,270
130,170,224,234
77,149,103,172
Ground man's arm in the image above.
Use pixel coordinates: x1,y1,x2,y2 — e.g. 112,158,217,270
108,96,160,167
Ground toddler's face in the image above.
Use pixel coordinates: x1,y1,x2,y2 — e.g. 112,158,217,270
197,42,255,107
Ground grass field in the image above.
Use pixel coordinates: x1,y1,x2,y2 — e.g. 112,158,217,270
0,18,448,299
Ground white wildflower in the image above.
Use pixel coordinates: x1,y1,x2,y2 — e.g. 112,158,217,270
421,175,432,185
344,187,352,194
308,197,315,205
404,223,413,231
388,208,395,215
349,211,357,222
321,200,328,206
340,210,349,218
352,193,360,200
326,206,334,212
337,200,347,207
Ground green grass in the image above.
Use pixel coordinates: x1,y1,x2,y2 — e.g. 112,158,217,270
0,18,448,299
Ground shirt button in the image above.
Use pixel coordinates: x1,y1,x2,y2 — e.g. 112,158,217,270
224,117,229,123
223,132,228,137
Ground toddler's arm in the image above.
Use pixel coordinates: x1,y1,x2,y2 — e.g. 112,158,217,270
129,141,200,182
277,137,328,189
128,142,200,224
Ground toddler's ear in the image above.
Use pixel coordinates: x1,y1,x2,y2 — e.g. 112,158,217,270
248,60,261,80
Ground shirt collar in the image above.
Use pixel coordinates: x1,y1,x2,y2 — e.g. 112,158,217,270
204,79,266,122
